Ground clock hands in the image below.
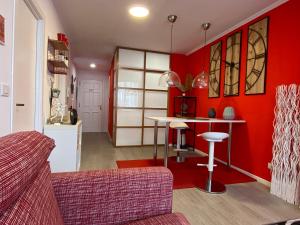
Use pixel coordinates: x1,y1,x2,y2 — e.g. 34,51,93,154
222,60,239,69
223,60,232,66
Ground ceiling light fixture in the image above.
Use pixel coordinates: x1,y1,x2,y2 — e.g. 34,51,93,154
129,6,149,18
90,63,96,68
159,15,181,88
192,23,211,88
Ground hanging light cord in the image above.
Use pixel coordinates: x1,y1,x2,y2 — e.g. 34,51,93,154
202,27,207,71
170,22,174,54
204,28,207,46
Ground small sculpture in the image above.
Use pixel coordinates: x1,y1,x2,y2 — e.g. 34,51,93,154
177,73,194,93
208,108,216,118
49,98,66,124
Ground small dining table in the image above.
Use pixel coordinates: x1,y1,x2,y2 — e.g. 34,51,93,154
147,116,246,168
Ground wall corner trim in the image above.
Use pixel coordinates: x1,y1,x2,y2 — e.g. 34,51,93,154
186,0,289,56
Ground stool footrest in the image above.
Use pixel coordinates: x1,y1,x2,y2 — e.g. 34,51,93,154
173,148,188,152
197,163,217,167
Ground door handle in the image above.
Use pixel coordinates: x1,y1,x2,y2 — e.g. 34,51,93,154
16,103,25,107
99,105,102,110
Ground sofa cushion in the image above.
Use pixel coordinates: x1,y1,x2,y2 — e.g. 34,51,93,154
0,163,64,225
0,131,55,215
127,213,190,225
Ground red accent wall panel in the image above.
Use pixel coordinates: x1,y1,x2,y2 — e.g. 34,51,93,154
108,59,114,138
171,0,300,181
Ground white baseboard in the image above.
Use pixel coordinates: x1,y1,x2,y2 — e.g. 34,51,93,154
194,149,271,187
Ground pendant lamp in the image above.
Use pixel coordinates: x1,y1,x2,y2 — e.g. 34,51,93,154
159,15,181,88
192,23,211,88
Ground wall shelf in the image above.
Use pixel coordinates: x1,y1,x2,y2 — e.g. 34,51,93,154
172,96,197,150
48,39,69,51
48,59,68,68
47,38,69,75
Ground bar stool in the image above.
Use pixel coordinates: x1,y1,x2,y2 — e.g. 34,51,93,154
170,122,189,163
197,132,229,194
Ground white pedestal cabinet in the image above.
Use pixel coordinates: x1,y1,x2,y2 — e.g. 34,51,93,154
44,121,82,172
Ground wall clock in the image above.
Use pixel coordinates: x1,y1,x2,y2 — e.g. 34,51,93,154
224,31,242,96
245,17,269,95
209,41,222,98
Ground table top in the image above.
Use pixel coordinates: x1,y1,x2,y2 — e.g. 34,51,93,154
146,116,246,123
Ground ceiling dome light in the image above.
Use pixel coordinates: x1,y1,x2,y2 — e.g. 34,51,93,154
90,63,96,68
129,6,149,18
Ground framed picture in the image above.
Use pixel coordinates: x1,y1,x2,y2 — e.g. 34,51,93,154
0,15,5,45
209,41,222,98
245,17,269,95
224,31,242,96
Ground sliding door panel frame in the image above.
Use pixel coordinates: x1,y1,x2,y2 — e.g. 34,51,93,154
113,46,170,147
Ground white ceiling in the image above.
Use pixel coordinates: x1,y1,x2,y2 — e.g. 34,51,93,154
51,0,282,72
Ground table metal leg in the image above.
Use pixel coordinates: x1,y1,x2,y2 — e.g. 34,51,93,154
227,123,233,167
164,122,170,167
153,121,158,160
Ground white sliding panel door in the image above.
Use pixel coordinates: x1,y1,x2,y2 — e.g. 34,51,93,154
113,48,169,146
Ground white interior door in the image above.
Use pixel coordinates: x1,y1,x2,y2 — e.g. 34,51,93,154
79,80,103,132
12,0,38,132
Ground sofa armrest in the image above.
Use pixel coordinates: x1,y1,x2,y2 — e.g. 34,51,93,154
51,167,173,225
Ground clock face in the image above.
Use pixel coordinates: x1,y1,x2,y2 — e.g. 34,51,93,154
224,31,241,96
245,17,268,95
209,41,222,98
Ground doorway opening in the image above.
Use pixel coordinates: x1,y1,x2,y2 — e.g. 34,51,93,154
77,76,109,133
11,0,44,132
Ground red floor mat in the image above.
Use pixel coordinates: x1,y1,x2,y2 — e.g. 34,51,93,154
116,156,255,189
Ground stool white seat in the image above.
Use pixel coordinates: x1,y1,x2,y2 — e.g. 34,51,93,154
170,122,189,129
197,132,229,194
170,122,189,162
199,132,229,142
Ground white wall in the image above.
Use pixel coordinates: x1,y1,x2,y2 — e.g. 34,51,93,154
0,0,14,136
0,0,74,136
37,0,68,122
77,70,109,132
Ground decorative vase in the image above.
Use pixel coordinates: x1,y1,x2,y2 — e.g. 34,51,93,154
223,107,235,120
208,108,216,118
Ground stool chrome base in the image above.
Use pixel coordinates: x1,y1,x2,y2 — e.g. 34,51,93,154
198,180,226,194
176,154,185,163
197,172,226,194
173,148,188,163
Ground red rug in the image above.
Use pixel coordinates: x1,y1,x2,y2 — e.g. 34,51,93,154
116,156,255,189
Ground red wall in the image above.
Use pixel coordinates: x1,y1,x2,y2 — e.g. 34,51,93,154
171,0,300,181
108,59,114,138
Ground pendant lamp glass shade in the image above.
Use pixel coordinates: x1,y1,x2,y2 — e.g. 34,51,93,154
192,22,211,89
159,15,181,88
159,71,181,88
192,71,209,88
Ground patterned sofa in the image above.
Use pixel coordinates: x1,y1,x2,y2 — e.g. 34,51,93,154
0,131,190,225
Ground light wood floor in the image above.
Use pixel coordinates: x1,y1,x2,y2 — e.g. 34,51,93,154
80,133,300,225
